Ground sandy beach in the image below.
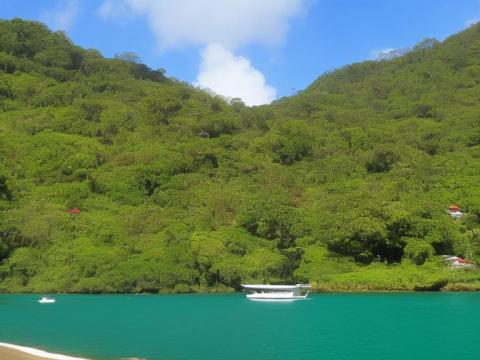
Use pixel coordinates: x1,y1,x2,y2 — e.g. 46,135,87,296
0,343,89,360
0,346,52,360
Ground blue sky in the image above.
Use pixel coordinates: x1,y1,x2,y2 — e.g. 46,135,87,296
1,0,479,105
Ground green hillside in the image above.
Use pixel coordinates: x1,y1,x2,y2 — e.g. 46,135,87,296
1,18,480,293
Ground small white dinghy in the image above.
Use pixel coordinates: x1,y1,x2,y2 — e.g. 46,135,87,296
242,284,311,302
38,296,56,304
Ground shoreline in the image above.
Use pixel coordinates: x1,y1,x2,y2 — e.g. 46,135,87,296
0,342,90,360
1,285,480,295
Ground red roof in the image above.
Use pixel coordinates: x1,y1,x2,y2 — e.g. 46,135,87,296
447,256,475,264
456,258,474,264
67,208,81,214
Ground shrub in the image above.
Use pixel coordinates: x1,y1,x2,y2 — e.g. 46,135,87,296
403,238,434,265
366,146,400,173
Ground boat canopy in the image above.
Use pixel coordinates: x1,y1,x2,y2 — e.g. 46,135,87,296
241,284,310,291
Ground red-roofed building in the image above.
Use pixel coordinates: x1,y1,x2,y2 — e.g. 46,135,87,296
442,255,475,269
446,205,463,219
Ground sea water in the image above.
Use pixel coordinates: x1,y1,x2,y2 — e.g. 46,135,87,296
0,293,479,360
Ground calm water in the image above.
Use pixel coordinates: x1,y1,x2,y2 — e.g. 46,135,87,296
0,293,479,360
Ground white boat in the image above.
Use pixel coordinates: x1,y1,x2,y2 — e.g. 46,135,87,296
241,284,311,301
38,297,56,304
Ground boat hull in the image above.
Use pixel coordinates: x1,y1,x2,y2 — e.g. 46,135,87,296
246,293,308,301
242,284,311,301
248,297,306,302
38,298,56,304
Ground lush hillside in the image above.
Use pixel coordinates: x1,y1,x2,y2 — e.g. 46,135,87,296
1,19,480,293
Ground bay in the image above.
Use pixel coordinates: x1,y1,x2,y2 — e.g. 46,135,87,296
0,293,479,360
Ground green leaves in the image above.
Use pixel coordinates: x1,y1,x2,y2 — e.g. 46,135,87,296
366,146,400,173
2,18,480,292
403,239,434,265
261,120,315,165
0,175,12,200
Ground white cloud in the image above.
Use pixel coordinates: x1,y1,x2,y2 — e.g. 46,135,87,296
97,0,132,20
195,43,276,106
371,48,395,59
466,18,480,28
99,0,306,105
100,0,305,50
371,47,411,61
41,0,79,31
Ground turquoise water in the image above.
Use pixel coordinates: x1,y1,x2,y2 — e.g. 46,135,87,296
0,293,479,360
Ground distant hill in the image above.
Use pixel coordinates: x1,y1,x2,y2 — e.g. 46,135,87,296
1,18,480,293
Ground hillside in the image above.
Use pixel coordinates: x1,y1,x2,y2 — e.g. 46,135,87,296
1,18,480,293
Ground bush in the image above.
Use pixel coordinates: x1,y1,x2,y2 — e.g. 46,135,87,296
0,175,12,200
412,103,434,118
366,146,400,173
403,238,434,265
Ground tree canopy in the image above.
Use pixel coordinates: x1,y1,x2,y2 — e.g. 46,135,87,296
1,19,480,292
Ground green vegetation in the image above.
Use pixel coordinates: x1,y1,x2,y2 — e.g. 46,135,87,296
1,19,480,293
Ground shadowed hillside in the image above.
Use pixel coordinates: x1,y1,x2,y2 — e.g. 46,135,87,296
1,19,480,293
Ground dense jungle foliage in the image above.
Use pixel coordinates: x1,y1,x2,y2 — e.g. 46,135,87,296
2,19,480,293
